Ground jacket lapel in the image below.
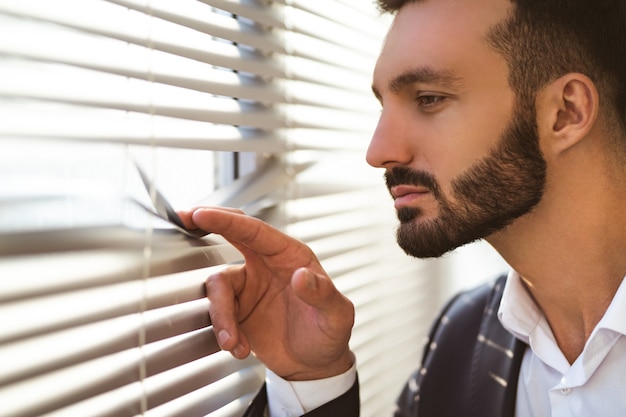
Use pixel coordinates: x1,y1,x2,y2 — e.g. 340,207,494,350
242,384,267,417
469,278,527,417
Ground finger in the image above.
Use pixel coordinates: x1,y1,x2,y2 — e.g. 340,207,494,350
192,208,299,256
291,268,355,330
177,207,243,231
177,209,200,231
206,266,251,359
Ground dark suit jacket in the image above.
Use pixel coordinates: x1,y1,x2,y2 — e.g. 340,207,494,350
244,274,527,417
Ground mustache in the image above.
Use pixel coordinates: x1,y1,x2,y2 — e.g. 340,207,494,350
384,166,442,198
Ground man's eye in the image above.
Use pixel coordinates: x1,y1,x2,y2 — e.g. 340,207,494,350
416,94,446,110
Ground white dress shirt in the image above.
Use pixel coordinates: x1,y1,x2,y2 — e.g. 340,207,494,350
266,270,626,416
266,361,357,417
498,270,626,417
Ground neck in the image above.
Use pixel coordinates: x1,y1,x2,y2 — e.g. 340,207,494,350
487,146,626,363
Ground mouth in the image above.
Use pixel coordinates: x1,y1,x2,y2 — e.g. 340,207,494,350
390,185,431,208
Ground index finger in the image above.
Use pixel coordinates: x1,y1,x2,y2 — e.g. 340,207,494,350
191,207,296,256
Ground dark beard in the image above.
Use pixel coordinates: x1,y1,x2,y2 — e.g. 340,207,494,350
386,101,546,258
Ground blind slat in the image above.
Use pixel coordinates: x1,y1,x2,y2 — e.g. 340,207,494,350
0,19,283,101
0,102,286,152
0,62,286,129
0,3,285,78
199,0,284,28
0,329,230,417
0,19,375,111
108,0,284,53
1,346,143,417
0,227,242,273
284,27,375,72
1,299,216,385
197,158,297,209
141,354,262,415
285,188,389,222
288,209,391,242
141,365,264,417
0,61,375,130
289,0,387,40
284,6,381,57
0,263,228,345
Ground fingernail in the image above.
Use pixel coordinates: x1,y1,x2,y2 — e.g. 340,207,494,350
305,269,317,290
233,344,246,358
217,329,231,348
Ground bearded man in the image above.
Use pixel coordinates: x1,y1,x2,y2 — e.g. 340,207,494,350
181,0,626,415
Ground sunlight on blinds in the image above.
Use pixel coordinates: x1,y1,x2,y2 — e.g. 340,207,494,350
0,1,439,417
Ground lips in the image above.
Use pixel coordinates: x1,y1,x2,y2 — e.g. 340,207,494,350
390,185,431,208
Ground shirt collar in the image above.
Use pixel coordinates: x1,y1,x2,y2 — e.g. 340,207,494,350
497,269,541,344
498,269,626,374
594,274,626,336
498,270,626,339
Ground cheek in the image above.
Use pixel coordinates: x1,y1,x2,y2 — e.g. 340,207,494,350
442,92,516,182
415,108,509,189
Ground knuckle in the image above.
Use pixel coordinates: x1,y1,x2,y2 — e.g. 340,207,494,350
205,266,239,291
204,273,224,290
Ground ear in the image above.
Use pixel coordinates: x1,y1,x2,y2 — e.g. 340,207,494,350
536,73,599,155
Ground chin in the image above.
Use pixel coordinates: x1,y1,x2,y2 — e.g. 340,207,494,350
395,220,458,259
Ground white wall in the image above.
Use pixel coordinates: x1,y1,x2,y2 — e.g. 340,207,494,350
436,239,511,306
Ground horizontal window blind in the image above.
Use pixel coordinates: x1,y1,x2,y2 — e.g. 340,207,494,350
0,1,440,417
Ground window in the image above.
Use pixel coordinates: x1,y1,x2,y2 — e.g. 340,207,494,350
0,1,443,416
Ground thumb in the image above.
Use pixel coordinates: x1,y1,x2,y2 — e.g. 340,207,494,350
292,268,354,321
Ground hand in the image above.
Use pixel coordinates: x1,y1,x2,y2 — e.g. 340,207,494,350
178,207,355,381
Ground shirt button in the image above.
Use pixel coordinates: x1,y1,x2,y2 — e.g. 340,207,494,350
560,387,572,395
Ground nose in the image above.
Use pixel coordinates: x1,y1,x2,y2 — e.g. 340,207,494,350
366,107,413,169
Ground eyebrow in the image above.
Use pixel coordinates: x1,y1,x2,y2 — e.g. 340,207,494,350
372,66,464,99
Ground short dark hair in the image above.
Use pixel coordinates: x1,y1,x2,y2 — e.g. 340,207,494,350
375,0,626,137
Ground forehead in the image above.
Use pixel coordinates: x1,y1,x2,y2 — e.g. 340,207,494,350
373,0,512,93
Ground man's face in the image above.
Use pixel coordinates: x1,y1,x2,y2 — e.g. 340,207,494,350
368,0,546,258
